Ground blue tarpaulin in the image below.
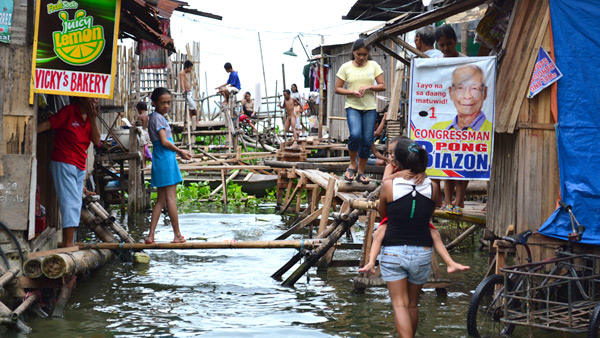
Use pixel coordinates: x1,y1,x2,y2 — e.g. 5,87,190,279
538,0,600,244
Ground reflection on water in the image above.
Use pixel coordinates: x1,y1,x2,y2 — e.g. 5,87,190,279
7,209,583,337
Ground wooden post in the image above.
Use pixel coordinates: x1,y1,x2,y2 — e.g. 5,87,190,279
127,126,144,214
119,160,125,215
280,174,305,214
386,65,405,122
276,169,286,206
282,174,294,210
281,63,286,92
318,44,324,138
221,169,228,209
52,275,77,318
359,210,377,275
317,177,336,235
295,182,303,215
429,252,446,296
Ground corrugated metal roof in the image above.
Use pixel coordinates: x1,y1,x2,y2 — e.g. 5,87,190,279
342,0,429,21
121,0,222,53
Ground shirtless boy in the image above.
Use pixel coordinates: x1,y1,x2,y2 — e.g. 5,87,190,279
179,60,197,129
279,89,301,149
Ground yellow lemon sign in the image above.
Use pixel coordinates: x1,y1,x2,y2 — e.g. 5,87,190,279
52,10,105,65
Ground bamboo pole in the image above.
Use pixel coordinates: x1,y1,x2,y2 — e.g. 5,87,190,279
41,249,112,279
88,202,135,243
280,174,305,214
80,208,118,243
445,223,482,250
11,294,38,321
209,169,239,198
52,275,76,318
258,32,268,102
283,212,357,287
0,266,20,288
318,177,336,234
22,257,44,278
349,199,379,211
337,181,377,192
77,239,325,251
271,253,302,281
221,169,228,208
432,210,486,224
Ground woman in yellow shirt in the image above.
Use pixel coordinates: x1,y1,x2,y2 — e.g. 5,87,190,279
335,38,386,184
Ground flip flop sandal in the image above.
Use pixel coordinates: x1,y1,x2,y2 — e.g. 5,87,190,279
172,236,186,244
444,204,454,214
144,238,155,244
356,173,370,185
452,206,463,215
344,167,356,182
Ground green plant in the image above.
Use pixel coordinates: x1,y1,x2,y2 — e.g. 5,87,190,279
263,187,278,203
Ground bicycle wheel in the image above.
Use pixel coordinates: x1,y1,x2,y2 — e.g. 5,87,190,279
466,274,515,337
587,302,600,338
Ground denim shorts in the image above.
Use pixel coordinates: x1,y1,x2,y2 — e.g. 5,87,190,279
379,245,432,284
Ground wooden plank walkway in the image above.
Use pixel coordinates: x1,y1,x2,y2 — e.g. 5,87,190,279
295,169,367,203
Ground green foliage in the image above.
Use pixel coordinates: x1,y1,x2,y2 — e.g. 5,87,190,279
262,187,278,203
176,181,212,201
148,171,273,212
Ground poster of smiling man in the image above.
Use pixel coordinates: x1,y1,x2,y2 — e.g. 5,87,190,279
408,56,496,180
30,0,121,100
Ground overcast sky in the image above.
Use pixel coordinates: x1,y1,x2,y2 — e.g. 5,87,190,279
169,1,385,102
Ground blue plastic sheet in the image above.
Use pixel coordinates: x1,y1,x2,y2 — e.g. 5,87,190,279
538,0,600,244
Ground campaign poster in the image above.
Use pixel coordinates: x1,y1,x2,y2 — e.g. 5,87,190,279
408,56,496,180
31,0,121,99
527,46,562,98
0,0,13,43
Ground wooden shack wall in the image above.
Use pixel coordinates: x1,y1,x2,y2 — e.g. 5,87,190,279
488,0,560,246
326,40,395,141
0,1,37,238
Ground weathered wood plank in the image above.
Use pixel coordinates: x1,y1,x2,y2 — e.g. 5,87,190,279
0,154,33,230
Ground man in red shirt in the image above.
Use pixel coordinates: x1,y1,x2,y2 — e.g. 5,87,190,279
38,97,101,247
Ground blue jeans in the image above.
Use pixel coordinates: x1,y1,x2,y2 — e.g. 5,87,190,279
346,108,377,160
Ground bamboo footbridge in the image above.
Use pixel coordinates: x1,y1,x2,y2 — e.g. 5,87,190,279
24,168,487,292
13,165,487,329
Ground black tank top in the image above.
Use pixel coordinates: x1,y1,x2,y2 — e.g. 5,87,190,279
382,178,435,247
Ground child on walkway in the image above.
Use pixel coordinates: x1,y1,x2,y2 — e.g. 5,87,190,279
280,89,300,149
359,137,469,275
145,87,192,244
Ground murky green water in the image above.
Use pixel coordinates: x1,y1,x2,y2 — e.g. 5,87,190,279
6,207,587,337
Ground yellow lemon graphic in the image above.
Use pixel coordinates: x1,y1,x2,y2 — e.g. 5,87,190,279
52,10,106,65
55,39,105,65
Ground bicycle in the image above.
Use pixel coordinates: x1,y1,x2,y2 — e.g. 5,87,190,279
466,201,600,337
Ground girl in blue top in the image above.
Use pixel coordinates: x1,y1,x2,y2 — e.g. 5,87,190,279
145,87,192,244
